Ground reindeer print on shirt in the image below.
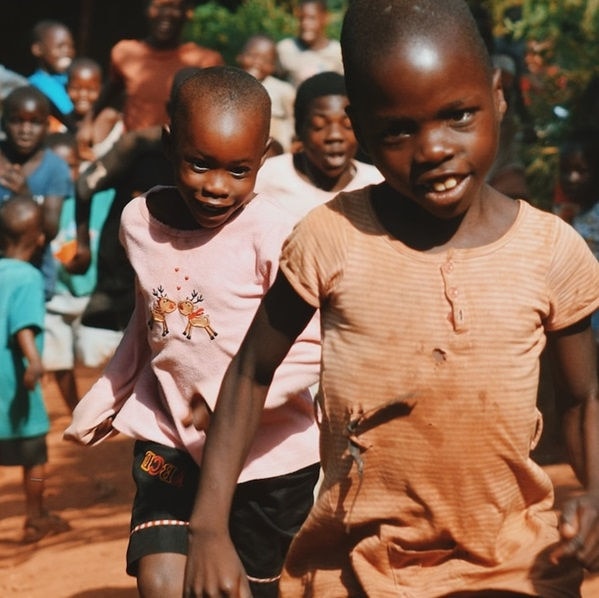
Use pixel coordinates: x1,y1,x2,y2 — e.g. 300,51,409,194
148,286,177,336
178,289,218,340
146,282,218,342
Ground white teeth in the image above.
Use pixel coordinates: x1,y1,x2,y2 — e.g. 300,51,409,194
432,177,458,192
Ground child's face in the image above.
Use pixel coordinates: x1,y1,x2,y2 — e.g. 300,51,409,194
167,102,269,229
559,148,593,208
524,40,554,75
300,94,357,180
237,39,276,82
67,67,102,117
297,3,328,46
146,0,191,45
34,26,75,74
3,98,49,158
348,40,505,219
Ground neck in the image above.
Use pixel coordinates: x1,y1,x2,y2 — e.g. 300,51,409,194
0,141,38,166
372,183,466,251
301,36,328,51
2,243,37,262
145,36,179,50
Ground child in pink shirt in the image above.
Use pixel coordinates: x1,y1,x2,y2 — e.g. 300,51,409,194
65,66,320,597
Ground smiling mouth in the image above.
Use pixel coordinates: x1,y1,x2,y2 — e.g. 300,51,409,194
420,175,466,194
199,203,230,215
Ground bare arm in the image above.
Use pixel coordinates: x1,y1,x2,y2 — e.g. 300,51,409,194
183,270,317,597
77,78,124,153
15,327,43,391
547,317,599,570
66,126,162,274
41,194,63,241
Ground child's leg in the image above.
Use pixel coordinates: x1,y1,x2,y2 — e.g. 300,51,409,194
126,441,200,594
23,463,45,520
229,462,320,598
17,437,70,543
53,369,79,412
43,306,79,412
137,553,186,598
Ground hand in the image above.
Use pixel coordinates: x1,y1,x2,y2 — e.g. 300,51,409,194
183,528,252,598
90,415,115,444
23,361,44,390
0,163,28,194
78,142,96,163
76,120,94,157
65,244,91,274
550,490,599,570
182,393,211,431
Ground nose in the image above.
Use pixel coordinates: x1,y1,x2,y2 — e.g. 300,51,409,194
19,121,35,134
414,126,453,165
324,119,349,144
202,171,229,199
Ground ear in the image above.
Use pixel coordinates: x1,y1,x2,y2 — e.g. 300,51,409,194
259,137,274,167
161,124,173,160
492,68,508,122
31,41,43,59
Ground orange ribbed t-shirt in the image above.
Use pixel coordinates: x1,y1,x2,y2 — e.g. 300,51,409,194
278,189,599,597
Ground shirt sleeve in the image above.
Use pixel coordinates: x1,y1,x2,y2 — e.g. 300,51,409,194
279,197,348,308
7,268,45,337
545,217,599,331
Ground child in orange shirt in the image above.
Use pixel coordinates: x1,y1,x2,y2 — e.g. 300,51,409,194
184,1,599,596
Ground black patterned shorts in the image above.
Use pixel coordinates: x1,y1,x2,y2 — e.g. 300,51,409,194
126,440,319,598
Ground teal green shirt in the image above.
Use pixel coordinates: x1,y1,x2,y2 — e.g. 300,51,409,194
53,188,115,297
0,259,48,439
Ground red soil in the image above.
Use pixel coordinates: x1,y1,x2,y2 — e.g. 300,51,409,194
1,367,598,597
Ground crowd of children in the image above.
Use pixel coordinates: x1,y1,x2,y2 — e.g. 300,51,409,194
1,1,599,596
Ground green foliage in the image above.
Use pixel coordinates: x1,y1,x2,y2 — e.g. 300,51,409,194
497,1,599,208
184,0,347,65
185,0,296,65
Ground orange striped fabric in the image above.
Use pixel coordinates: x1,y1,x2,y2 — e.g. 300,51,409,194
278,190,599,597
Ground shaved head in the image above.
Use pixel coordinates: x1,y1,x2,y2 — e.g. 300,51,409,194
0,195,43,251
168,66,271,146
341,0,493,104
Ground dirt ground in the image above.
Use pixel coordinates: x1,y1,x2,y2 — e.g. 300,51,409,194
1,367,599,597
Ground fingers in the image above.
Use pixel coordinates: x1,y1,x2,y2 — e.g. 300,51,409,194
551,495,599,570
183,394,211,430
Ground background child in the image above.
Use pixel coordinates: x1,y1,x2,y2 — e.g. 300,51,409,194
0,195,70,543
0,85,72,302
28,19,77,134
183,1,599,596
76,0,223,155
237,34,296,153
276,0,343,88
66,57,124,165
554,127,599,353
65,66,321,597
255,71,382,220
44,132,115,412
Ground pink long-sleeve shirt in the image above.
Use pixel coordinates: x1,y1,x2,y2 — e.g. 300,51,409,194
65,188,320,483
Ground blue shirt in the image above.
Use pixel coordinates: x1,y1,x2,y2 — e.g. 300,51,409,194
0,149,73,300
28,69,74,115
